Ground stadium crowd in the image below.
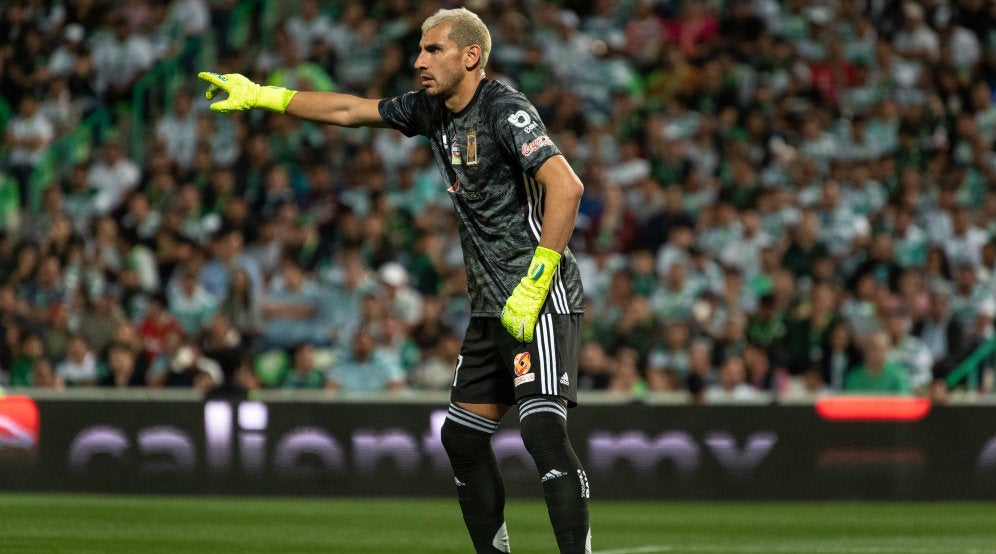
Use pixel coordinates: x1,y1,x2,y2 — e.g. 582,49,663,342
2,0,996,401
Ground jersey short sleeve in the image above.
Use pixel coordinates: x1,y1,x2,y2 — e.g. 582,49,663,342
378,91,434,138
493,96,561,177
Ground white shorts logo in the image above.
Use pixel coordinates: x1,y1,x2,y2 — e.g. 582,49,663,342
514,373,536,387
452,355,463,387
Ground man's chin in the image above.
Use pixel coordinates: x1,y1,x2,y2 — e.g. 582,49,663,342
423,84,451,98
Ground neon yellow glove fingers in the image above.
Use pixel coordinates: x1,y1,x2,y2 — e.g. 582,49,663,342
197,71,296,114
197,71,229,100
501,296,538,342
500,246,562,342
197,71,254,113
500,281,549,342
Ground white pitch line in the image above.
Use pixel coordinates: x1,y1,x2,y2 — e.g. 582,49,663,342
596,546,674,554
596,545,985,554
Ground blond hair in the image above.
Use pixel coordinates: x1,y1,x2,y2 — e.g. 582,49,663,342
422,8,491,69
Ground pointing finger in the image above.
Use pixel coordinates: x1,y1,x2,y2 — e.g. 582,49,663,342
197,71,228,99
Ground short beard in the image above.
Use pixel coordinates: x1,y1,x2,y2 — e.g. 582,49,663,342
425,70,459,98
426,83,454,99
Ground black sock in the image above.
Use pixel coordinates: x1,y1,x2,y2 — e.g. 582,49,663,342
441,403,509,553
519,396,591,554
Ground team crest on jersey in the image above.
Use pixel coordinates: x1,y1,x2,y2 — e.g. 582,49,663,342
450,138,462,165
466,131,478,165
513,352,531,375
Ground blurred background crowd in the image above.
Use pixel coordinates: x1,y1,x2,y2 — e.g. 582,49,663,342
3,0,996,401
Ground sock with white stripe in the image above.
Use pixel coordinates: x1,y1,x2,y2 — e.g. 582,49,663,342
441,403,509,553
519,396,591,554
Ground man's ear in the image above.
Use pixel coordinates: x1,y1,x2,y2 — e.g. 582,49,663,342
464,44,483,71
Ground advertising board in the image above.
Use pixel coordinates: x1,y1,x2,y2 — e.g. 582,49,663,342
2,396,994,499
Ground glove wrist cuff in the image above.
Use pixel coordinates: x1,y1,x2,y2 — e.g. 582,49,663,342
256,86,297,113
534,245,561,265
525,246,561,290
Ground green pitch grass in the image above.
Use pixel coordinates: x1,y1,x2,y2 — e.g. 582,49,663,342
0,494,992,554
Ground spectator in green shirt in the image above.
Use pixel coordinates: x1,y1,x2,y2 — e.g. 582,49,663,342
8,331,44,387
281,342,326,390
844,330,912,395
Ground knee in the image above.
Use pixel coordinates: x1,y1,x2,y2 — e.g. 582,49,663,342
519,408,569,455
440,417,466,455
441,414,494,458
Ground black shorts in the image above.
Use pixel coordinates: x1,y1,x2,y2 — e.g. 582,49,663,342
451,314,582,407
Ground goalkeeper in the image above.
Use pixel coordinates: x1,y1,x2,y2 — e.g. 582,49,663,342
199,7,589,554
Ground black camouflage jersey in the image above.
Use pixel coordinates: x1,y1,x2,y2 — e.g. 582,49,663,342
378,78,584,317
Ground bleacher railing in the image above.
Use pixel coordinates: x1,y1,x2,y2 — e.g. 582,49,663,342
947,336,996,392
130,57,182,165
26,107,111,210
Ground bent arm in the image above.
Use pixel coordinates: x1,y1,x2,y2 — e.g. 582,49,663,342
533,155,584,254
285,91,390,128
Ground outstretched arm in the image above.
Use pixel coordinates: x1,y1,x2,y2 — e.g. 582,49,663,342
197,71,389,128
284,91,388,128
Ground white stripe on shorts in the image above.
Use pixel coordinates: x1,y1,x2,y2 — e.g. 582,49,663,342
536,315,559,396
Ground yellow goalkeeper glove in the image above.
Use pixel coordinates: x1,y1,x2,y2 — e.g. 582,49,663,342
500,246,561,343
197,71,297,114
